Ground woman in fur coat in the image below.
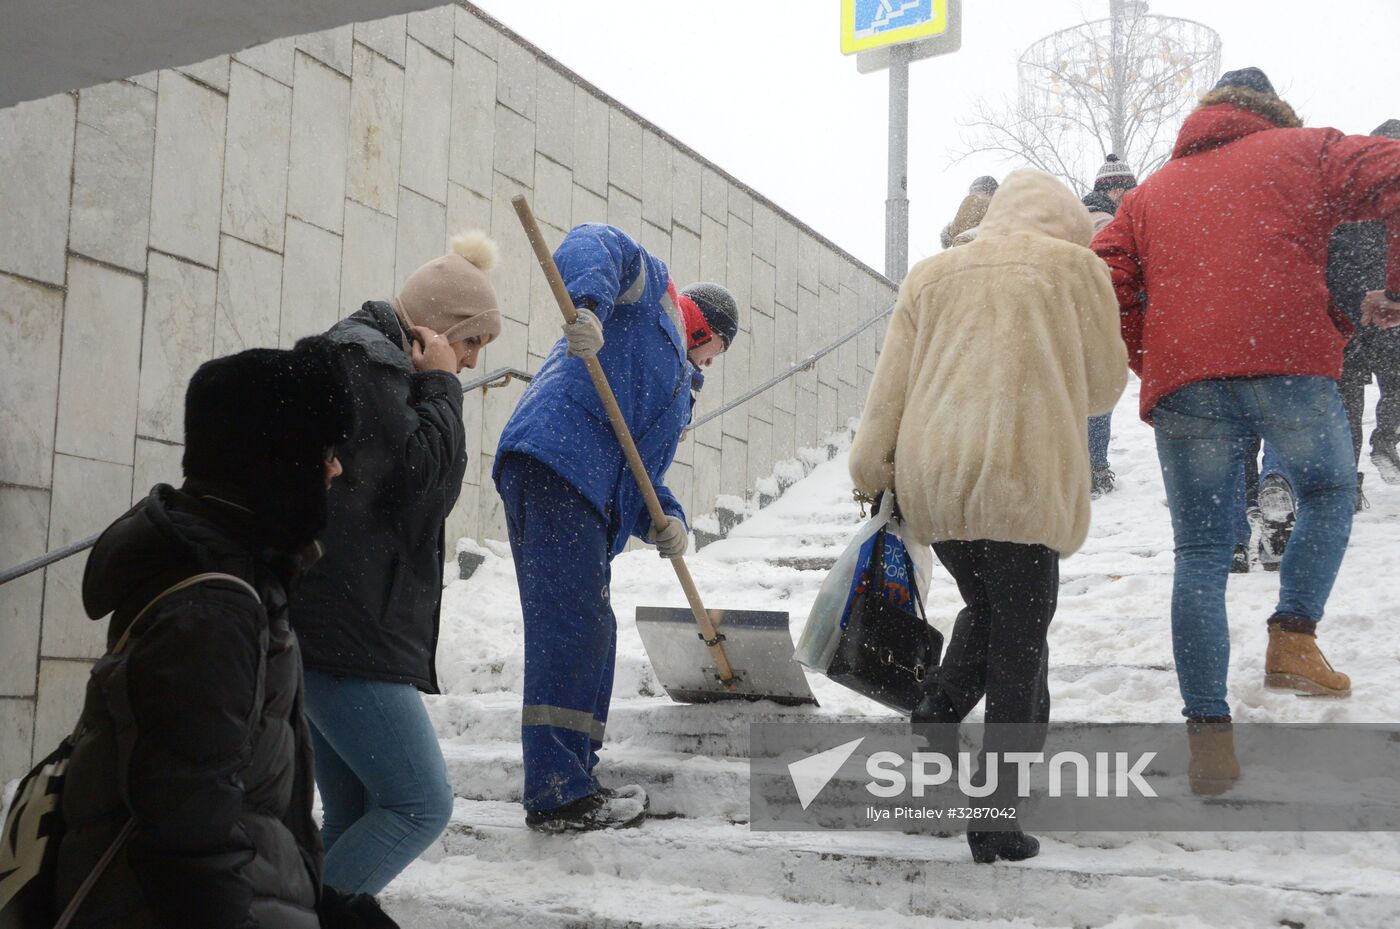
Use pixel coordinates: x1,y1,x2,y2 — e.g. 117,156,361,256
850,168,1127,863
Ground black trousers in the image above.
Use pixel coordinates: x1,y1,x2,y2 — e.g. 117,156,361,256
915,540,1059,820
918,539,1059,727
1340,327,1400,462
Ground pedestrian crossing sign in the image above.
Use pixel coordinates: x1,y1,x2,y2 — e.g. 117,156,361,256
841,0,949,55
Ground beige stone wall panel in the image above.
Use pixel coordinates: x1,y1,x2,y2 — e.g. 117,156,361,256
0,487,48,696
137,253,218,444
338,202,395,319
287,53,351,234
395,187,448,292
40,454,132,660
71,81,156,272
496,38,536,121
283,218,345,343
54,260,143,465
0,275,63,487
346,43,404,216
215,235,283,355
355,15,408,66
448,41,496,197
401,39,452,204
0,95,75,286
149,72,226,269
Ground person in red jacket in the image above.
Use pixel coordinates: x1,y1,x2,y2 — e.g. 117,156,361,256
1093,67,1400,794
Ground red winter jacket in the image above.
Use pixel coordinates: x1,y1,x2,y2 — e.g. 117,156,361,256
1093,104,1400,420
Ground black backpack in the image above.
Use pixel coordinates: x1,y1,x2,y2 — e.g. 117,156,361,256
0,573,260,929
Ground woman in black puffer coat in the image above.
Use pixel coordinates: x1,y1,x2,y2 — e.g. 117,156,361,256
54,340,393,929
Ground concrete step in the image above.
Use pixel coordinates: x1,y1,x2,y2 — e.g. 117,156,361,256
428,662,1179,757
386,852,1012,929
442,740,751,820
384,799,1400,928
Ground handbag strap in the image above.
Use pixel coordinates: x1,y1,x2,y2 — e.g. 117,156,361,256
54,573,261,929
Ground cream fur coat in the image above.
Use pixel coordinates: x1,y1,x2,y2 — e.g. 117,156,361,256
849,169,1128,555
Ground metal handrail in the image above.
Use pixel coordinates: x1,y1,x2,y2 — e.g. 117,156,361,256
0,304,894,587
685,302,893,432
460,366,533,394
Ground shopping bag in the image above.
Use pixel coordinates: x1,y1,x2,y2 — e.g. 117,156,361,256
826,520,942,714
794,496,893,672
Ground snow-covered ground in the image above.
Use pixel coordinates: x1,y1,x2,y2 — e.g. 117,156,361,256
10,377,1395,927
391,375,1400,928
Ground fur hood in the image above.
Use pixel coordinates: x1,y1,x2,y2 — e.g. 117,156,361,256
977,168,1094,249
1173,89,1303,160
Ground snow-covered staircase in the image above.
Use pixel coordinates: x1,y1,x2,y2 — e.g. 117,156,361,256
388,382,1400,928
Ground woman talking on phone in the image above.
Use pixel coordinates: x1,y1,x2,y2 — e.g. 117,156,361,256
291,231,501,895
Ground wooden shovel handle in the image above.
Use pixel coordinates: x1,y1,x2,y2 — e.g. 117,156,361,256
511,197,736,686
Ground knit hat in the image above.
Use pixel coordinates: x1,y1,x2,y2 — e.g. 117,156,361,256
680,282,739,349
393,231,502,345
1373,119,1400,140
183,336,355,551
1212,67,1276,97
969,176,999,196
1094,154,1138,192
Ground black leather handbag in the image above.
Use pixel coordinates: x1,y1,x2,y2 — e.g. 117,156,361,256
826,525,942,714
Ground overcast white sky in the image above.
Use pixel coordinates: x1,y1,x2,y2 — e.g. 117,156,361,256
473,0,1400,276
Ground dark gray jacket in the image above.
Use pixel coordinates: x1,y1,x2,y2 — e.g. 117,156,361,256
58,486,322,929
291,302,467,692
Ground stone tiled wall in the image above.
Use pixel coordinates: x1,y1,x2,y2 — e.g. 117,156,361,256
0,1,895,781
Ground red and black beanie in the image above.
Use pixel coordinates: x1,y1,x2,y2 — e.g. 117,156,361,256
672,281,739,350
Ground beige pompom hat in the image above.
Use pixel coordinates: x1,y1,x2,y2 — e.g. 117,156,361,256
392,230,502,345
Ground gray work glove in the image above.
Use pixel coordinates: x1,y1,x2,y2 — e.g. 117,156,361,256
646,515,688,558
562,307,604,358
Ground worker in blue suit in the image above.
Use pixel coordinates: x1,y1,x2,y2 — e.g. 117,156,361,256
494,223,739,833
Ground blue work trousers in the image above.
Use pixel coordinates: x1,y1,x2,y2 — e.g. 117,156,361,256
497,453,618,812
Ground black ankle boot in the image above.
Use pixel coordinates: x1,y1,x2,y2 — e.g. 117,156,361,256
967,828,1040,864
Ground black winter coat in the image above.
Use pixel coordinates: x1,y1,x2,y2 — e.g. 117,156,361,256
57,486,322,929
291,302,467,692
1328,220,1389,323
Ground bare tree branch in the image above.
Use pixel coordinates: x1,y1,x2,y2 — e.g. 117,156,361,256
954,6,1221,193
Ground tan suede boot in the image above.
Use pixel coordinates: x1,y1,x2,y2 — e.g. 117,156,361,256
1264,624,1351,697
1186,719,1241,796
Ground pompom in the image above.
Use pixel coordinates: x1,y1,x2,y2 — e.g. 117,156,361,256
450,230,498,271
1104,153,1120,162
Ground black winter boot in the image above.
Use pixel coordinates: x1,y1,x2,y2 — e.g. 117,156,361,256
1230,543,1250,574
968,828,1041,864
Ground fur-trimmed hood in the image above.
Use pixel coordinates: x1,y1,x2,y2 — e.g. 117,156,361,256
1173,88,1303,159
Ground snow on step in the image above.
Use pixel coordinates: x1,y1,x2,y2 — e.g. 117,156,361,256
440,740,750,820
385,854,1022,929
384,799,1400,929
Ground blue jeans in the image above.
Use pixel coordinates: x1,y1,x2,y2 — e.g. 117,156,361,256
497,454,618,812
303,671,454,894
1153,377,1355,719
1088,413,1112,471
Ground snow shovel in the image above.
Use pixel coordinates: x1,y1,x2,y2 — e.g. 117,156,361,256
511,196,817,707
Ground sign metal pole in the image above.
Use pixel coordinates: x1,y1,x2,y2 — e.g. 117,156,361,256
885,48,909,281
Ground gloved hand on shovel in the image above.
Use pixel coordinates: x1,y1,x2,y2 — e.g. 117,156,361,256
562,306,605,358
646,515,688,558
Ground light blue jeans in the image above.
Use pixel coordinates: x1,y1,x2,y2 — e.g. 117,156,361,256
303,670,454,894
1153,377,1355,719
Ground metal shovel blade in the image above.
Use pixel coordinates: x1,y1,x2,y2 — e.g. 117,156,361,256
634,606,818,706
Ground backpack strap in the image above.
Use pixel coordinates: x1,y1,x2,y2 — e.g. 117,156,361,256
54,573,261,929
110,572,262,656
